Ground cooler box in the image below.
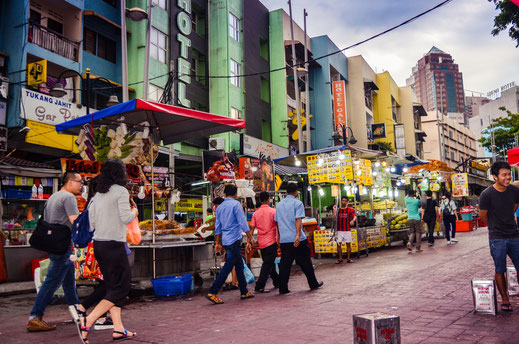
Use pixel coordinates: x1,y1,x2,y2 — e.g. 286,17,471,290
461,212,473,221
353,312,401,344
456,220,473,232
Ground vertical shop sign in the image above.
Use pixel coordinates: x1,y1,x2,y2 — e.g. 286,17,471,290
394,124,406,157
332,81,347,132
176,0,192,107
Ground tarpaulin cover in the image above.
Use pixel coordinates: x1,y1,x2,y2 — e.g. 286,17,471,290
55,99,246,145
508,147,519,166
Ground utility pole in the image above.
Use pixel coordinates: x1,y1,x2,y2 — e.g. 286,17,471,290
288,0,303,154
303,8,310,152
142,0,153,99
121,0,129,102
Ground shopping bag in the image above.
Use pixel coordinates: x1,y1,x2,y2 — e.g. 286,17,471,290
242,258,255,284
126,217,142,245
83,243,103,280
38,259,64,296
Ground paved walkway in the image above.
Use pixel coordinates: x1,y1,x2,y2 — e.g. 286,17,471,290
1,227,519,343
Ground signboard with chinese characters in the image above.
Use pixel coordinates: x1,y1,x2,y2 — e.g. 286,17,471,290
332,80,347,131
0,126,7,151
306,150,353,184
21,89,85,125
451,173,469,197
241,134,289,160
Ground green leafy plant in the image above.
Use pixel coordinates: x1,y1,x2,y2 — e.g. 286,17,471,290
377,141,394,153
479,106,519,156
488,0,519,47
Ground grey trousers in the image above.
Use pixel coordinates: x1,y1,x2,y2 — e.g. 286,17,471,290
408,219,423,249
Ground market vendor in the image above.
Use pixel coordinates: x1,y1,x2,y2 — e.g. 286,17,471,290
200,197,225,241
335,196,357,264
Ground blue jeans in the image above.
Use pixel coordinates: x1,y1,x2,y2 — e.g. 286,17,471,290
209,240,248,295
31,251,80,317
489,237,519,274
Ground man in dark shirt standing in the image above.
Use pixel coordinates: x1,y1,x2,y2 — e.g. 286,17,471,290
479,161,519,312
422,190,439,247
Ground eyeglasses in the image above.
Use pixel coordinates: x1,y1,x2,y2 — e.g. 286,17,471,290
72,179,84,185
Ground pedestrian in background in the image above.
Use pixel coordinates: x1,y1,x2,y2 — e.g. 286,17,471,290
206,184,254,304
422,190,439,247
275,182,323,294
514,181,519,228
405,189,423,252
334,196,356,264
479,161,519,313
250,191,279,293
440,191,460,244
27,171,82,332
79,159,138,343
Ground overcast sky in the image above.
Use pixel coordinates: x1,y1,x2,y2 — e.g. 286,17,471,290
259,0,519,96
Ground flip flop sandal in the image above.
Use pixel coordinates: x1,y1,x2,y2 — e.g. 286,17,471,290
501,303,513,312
113,329,137,341
240,292,255,300
76,318,91,344
346,259,354,263
335,259,343,264
206,294,224,304
254,288,270,293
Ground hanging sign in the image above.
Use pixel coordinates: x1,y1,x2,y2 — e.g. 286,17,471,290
451,173,469,197
332,80,347,130
371,123,386,139
306,150,353,184
27,59,47,86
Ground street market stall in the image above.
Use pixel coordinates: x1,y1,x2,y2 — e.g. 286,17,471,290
56,98,245,279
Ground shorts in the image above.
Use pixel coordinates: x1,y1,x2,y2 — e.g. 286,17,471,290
336,231,353,243
489,237,519,274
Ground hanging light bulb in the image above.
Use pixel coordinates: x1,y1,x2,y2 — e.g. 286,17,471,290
390,166,396,173
344,185,350,191
295,158,301,167
400,178,406,183
382,161,388,167
385,167,390,172
373,171,378,176
396,181,401,187
403,167,409,173
394,189,399,197
374,161,381,168
318,188,325,197
339,153,345,160
138,185,146,199
438,176,443,181
388,190,393,198
307,186,312,191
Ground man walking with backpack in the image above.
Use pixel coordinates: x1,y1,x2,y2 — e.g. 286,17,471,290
440,192,459,244
422,191,439,247
27,171,82,332
479,161,519,312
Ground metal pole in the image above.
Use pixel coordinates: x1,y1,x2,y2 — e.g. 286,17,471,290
303,8,310,152
288,0,303,154
168,144,175,220
142,1,153,99
440,83,445,161
85,68,90,115
121,0,129,102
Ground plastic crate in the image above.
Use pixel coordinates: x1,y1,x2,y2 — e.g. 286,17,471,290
461,213,473,221
152,274,193,296
2,189,32,199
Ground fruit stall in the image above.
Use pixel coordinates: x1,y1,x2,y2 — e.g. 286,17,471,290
56,98,246,279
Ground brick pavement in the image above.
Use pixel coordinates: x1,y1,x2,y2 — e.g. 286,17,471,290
1,227,519,343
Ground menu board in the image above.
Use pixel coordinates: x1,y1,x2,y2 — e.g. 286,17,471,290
353,159,373,186
451,173,469,197
307,150,353,184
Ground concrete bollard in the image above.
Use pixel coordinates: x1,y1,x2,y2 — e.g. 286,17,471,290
353,312,401,344
471,278,497,315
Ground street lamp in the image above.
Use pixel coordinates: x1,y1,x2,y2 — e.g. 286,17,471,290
50,68,120,113
334,123,358,145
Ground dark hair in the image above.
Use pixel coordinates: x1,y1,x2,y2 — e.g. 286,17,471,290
425,190,432,197
97,159,127,194
341,196,348,201
287,182,298,194
213,197,225,205
444,191,452,201
62,170,79,186
259,191,270,203
407,189,415,197
207,208,213,214
490,161,511,177
224,184,237,196
86,176,99,203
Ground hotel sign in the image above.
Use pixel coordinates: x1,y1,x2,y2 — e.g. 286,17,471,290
176,0,192,107
332,80,347,132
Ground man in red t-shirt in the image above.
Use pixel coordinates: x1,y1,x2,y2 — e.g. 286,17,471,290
335,196,356,264
250,191,279,293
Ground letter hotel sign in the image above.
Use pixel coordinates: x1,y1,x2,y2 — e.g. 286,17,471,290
332,81,347,134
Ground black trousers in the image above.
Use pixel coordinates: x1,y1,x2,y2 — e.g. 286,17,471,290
255,243,279,290
81,281,106,310
279,240,319,292
425,218,436,244
94,240,131,308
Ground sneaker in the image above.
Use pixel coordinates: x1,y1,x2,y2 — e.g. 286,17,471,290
428,243,434,246
27,317,57,332
451,238,458,243
68,305,80,323
447,241,451,245
94,317,114,330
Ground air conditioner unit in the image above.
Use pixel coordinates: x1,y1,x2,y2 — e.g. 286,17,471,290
208,137,225,150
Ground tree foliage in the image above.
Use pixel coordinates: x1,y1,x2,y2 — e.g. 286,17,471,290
488,0,519,47
479,107,519,155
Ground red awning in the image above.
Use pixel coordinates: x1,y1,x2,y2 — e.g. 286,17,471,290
508,147,519,166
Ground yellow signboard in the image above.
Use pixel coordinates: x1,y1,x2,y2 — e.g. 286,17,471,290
353,159,373,186
27,60,47,86
25,120,79,152
174,198,203,212
307,150,353,184
451,173,469,197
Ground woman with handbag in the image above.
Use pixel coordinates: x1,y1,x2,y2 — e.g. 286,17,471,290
78,160,138,343
440,192,460,244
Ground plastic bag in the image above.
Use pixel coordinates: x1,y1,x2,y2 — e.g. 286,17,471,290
126,216,142,245
83,243,103,280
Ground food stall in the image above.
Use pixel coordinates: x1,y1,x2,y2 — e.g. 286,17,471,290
56,98,245,279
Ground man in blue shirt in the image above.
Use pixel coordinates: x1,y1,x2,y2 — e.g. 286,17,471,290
275,182,323,294
206,184,254,304
405,189,423,252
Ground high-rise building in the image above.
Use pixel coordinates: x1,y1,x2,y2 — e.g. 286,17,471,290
407,46,466,121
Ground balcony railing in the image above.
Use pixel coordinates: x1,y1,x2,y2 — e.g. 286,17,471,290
28,23,79,62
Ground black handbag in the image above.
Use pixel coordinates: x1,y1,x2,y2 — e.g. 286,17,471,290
29,205,71,255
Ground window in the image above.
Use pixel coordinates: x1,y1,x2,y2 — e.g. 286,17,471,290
450,151,455,161
260,77,270,103
192,10,206,36
152,0,167,10
191,50,207,86
449,130,453,139
83,28,116,63
480,118,483,126
230,59,241,87
148,84,164,102
230,107,242,119
229,12,240,41
150,27,167,64
259,37,268,61
29,9,41,24
47,18,63,35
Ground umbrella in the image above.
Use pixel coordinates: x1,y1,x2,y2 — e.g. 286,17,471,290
55,98,245,144
508,147,519,167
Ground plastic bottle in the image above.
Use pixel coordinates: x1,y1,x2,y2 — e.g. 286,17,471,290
37,184,44,200
31,184,37,199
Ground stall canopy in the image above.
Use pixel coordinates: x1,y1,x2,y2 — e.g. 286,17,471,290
508,147,519,166
55,99,246,144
